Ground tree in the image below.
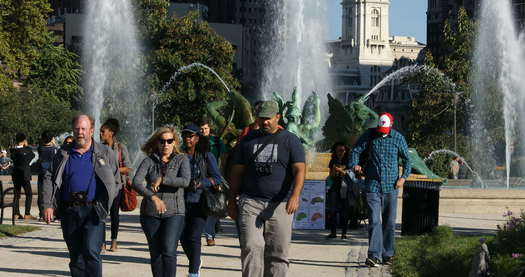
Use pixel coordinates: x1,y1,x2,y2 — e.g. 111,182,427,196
27,36,82,107
0,0,52,79
0,88,74,147
406,8,475,163
0,0,81,105
137,1,240,127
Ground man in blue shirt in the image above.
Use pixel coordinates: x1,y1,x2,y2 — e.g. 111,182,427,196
350,112,411,267
42,114,120,277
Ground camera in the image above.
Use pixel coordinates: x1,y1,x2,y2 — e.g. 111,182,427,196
70,191,87,205
255,162,272,175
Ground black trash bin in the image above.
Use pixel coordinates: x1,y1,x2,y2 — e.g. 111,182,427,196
401,179,442,236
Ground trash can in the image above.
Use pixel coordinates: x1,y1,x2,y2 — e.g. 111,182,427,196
401,179,442,235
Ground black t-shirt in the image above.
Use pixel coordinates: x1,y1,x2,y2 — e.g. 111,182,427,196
10,146,35,180
234,129,305,202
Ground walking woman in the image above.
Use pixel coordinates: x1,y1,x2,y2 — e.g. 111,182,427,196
181,124,222,277
133,126,190,276
100,118,131,252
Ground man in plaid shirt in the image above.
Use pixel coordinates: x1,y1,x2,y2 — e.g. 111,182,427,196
349,112,411,267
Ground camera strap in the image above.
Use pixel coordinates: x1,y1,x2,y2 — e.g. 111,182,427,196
247,130,281,168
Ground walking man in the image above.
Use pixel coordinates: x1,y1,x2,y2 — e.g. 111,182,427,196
10,133,36,219
350,112,411,267
228,100,306,277
42,114,120,277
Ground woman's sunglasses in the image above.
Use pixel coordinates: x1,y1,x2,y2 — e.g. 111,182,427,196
158,138,175,145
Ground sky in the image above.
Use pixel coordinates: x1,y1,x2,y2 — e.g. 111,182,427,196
327,1,428,44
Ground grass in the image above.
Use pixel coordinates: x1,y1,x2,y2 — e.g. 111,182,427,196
0,224,40,238
392,226,494,277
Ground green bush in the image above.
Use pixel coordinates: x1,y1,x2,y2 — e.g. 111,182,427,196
392,226,491,277
488,209,525,276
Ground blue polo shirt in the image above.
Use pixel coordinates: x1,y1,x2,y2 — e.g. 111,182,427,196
61,144,99,201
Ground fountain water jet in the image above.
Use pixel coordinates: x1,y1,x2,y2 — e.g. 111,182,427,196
259,1,331,107
424,149,485,188
82,0,146,154
472,0,525,189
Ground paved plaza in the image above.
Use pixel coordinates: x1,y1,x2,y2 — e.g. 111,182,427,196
0,195,504,277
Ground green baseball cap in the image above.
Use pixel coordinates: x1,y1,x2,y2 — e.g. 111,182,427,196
255,100,279,118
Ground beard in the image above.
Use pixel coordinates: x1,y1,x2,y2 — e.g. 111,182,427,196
75,137,88,147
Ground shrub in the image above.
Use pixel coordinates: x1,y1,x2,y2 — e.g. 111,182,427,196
488,208,525,276
393,226,491,277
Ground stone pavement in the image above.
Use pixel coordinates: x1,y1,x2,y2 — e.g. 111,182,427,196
0,201,503,277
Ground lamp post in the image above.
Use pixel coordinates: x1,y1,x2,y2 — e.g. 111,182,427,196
453,91,463,154
150,90,158,133
454,93,457,153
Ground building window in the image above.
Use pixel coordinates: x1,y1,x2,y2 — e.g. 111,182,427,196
372,9,380,27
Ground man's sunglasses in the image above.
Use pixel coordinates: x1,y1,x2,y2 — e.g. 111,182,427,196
158,138,175,145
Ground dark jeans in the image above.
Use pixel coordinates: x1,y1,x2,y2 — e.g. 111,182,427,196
141,215,185,277
327,190,349,235
104,189,122,242
61,205,105,277
204,215,218,240
12,176,32,216
181,203,207,274
37,173,45,218
366,190,398,260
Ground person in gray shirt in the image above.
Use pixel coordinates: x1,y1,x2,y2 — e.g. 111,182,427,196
133,126,190,277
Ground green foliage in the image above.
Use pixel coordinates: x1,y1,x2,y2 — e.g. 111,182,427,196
0,0,81,106
0,88,74,147
393,226,493,277
491,255,525,277
137,1,240,127
0,224,40,237
0,0,52,79
395,211,525,277
28,36,81,107
488,209,525,276
440,8,474,90
407,7,475,166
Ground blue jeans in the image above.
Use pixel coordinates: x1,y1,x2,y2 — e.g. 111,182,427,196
181,203,207,274
61,205,105,277
204,215,218,240
366,190,398,260
141,215,185,277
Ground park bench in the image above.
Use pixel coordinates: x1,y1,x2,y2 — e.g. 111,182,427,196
0,180,16,225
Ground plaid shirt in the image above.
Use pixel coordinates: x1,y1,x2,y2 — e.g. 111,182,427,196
349,129,411,193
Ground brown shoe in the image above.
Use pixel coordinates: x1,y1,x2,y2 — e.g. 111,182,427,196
14,214,23,220
23,215,37,220
206,239,216,246
109,240,118,252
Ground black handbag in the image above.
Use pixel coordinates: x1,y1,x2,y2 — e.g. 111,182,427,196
200,178,230,218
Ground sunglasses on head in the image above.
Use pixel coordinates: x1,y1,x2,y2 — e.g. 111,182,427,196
158,138,175,145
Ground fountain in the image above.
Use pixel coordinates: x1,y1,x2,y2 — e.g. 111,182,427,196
82,0,146,154
472,0,525,189
424,149,485,188
159,63,231,95
259,1,331,110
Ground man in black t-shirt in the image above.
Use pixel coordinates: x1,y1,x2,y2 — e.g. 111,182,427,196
228,100,306,277
10,133,36,219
